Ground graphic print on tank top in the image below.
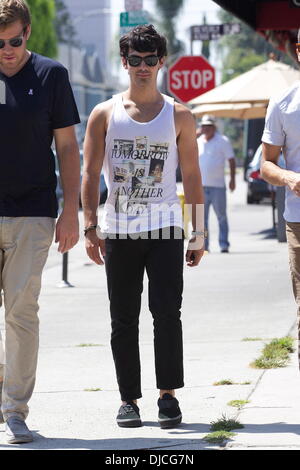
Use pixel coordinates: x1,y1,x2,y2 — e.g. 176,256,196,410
111,135,169,216
102,93,183,233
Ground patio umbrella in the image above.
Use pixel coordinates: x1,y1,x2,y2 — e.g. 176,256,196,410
189,58,300,118
191,102,268,119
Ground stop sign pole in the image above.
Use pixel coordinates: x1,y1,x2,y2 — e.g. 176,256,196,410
167,55,215,103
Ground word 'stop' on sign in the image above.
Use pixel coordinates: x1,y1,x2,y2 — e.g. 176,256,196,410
168,56,215,103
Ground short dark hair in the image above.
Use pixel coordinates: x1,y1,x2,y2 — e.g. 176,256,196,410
0,0,31,29
120,24,167,59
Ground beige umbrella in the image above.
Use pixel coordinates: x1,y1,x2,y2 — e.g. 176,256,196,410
189,58,300,117
192,102,268,119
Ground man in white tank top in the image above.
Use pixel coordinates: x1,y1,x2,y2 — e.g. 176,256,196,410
81,25,205,429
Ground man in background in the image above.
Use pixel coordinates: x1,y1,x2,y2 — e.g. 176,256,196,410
197,114,236,253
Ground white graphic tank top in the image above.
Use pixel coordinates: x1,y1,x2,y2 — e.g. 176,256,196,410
101,93,183,234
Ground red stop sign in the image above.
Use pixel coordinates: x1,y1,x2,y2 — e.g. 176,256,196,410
168,55,215,103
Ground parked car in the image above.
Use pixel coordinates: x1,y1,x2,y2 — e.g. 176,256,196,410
245,144,285,204
245,144,287,242
245,145,271,204
54,149,107,206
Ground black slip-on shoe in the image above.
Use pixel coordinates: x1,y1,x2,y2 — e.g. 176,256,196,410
158,393,182,429
116,401,142,428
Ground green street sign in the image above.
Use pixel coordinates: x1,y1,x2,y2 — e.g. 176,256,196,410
120,10,149,27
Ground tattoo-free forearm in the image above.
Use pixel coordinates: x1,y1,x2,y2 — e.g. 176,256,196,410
229,158,236,181
261,160,291,187
81,172,100,226
58,145,80,212
182,173,205,231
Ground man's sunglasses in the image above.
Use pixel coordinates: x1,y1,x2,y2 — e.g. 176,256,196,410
126,55,160,67
0,27,27,49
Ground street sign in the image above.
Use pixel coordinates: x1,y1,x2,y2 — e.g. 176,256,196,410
168,55,215,103
120,10,149,35
125,0,143,10
191,23,241,41
120,10,149,27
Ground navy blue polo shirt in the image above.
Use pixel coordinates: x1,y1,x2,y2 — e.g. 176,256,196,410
0,52,80,217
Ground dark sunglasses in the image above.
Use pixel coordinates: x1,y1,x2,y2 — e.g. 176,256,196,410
0,27,27,49
127,55,160,67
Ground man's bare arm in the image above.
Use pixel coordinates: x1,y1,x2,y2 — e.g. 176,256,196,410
82,101,112,264
261,142,300,196
229,157,236,191
176,104,205,266
54,125,80,253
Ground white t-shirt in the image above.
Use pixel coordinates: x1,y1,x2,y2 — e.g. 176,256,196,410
197,132,234,188
262,81,300,222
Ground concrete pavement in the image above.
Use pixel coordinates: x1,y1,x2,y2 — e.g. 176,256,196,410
0,172,299,450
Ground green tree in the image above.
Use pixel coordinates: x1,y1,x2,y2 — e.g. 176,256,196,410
27,0,57,58
155,0,185,58
218,10,281,83
216,10,283,161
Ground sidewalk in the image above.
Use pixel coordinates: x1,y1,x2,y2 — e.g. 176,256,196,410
0,175,299,450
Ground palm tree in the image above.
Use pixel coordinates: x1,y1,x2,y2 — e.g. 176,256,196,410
155,0,185,58
201,13,210,60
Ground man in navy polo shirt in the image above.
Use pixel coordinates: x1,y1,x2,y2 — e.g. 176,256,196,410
0,0,80,444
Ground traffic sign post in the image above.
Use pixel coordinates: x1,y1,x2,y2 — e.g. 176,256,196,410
167,55,215,103
125,0,143,10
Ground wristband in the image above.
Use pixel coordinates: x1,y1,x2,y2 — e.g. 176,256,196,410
191,230,207,238
84,224,98,236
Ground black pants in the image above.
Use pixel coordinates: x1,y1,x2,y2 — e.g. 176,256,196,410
104,228,184,401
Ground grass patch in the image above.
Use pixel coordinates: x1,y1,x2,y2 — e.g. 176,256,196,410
213,379,251,386
204,415,244,445
272,336,295,352
228,399,250,408
210,415,244,432
76,343,103,347
242,337,263,342
250,336,295,369
84,387,102,392
213,379,234,386
203,431,235,444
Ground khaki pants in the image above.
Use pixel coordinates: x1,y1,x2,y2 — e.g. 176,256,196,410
0,217,55,420
286,222,300,366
